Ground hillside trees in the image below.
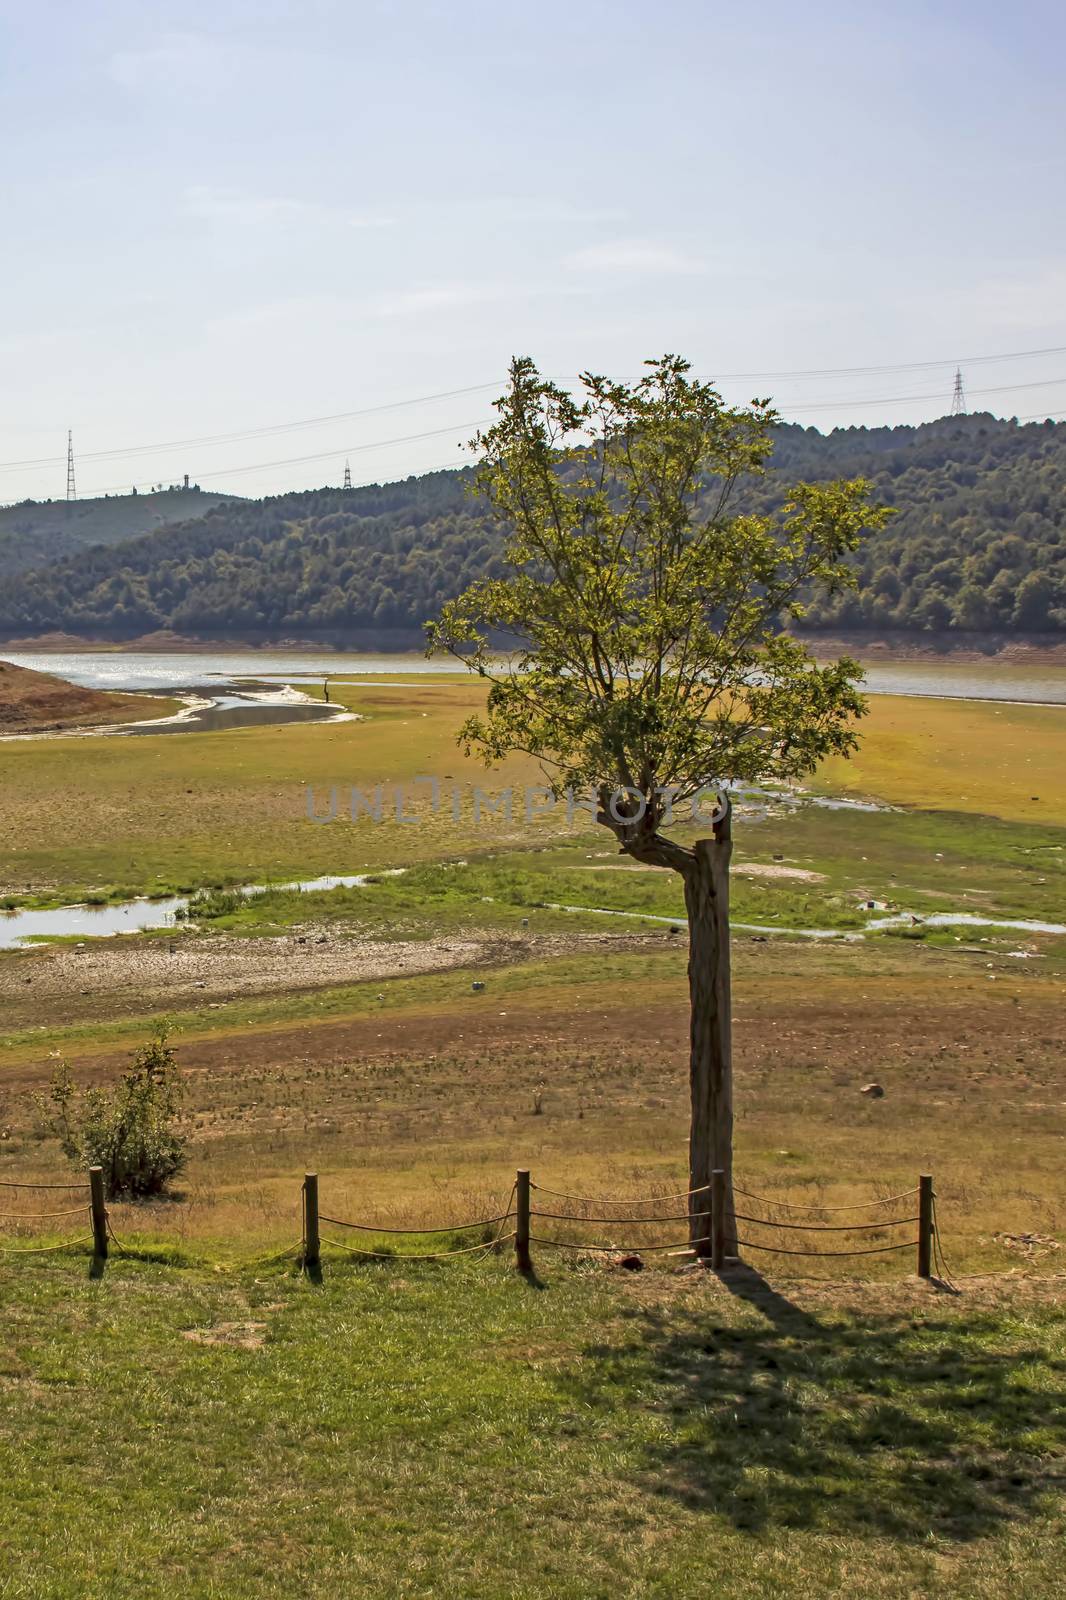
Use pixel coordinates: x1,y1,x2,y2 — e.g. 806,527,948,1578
0,420,1063,641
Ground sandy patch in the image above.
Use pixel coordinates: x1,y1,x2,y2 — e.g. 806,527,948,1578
735,862,827,883
0,927,662,1029
183,1321,267,1349
574,859,825,884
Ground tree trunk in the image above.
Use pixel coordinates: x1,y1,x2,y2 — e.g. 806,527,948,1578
684,806,734,1259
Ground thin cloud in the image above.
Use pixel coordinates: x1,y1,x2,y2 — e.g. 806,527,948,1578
376,277,595,319
109,33,226,92
375,284,491,318
564,239,705,276
952,264,1066,332
183,187,393,231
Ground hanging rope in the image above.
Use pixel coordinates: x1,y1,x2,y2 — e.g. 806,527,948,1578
733,1211,920,1234
931,1191,958,1289
530,1181,710,1205
529,1233,710,1254
732,1185,920,1213
726,1236,916,1258
0,1178,89,1192
318,1210,515,1236
0,1204,90,1221
321,1231,516,1261
530,1208,696,1225
0,1235,93,1254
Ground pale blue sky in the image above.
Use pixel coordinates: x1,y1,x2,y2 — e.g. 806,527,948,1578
1,0,1063,501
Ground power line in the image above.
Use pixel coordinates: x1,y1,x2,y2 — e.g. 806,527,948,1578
775,373,1066,415
0,382,501,472
71,374,1066,492
702,342,1066,382
70,421,483,499
36,378,1066,500
2,341,1064,477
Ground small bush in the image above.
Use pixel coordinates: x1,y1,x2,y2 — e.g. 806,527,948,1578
186,887,253,919
38,1024,188,1199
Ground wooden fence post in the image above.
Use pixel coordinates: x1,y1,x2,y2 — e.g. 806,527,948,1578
88,1166,108,1259
303,1172,320,1269
711,1168,725,1270
515,1169,531,1272
917,1174,933,1279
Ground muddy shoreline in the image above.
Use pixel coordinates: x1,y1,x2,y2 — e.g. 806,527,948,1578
6,628,1066,665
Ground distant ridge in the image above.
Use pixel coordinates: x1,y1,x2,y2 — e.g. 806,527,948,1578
0,486,245,578
0,415,1063,643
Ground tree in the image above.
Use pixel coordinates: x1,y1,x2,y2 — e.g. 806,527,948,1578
1012,570,1055,631
428,356,890,1252
38,1023,187,1199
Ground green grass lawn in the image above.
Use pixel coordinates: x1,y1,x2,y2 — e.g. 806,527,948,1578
0,1257,1063,1599
180,800,1066,942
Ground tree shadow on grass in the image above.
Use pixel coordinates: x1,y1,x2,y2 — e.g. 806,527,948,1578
564,1266,1066,1541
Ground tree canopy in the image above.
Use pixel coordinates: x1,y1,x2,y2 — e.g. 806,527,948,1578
428,356,889,868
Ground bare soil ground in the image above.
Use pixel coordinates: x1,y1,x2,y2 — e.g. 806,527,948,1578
0,927,656,1028
0,658,147,732
3,941,1062,1268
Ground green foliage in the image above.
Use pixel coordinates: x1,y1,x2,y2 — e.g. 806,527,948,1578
39,1023,187,1199
429,356,889,863
181,886,251,919
0,487,242,579
1,413,1063,642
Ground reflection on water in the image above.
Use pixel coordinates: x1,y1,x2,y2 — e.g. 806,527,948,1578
1,650,466,692
3,648,1065,703
855,663,1066,704
0,897,188,949
0,870,403,950
127,698,341,735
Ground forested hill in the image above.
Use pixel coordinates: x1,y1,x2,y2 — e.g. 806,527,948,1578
0,413,1063,643
0,486,244,578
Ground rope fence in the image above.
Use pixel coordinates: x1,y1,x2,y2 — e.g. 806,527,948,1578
302,1174,518,1267
732,1184,920,1213
300,1169,941,1281
520,1170,939,1279
0,1166,949,1284
0,1169,105,1259
0,1177,91,1192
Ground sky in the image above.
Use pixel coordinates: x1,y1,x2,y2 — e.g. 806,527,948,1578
1,0,1064,503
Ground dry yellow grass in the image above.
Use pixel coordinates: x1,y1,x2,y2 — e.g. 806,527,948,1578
817,694,1066,824
3,939,1062,1279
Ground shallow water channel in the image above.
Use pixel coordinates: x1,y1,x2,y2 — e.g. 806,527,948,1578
0,873,380,951
4,871,1062,953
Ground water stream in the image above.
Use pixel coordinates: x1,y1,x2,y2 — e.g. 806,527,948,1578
0,872,401,951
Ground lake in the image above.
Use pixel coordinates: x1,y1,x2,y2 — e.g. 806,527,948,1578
6,649,1066,704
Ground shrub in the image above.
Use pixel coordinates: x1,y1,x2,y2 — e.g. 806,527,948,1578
39,1024,188,1199
186,887,251,919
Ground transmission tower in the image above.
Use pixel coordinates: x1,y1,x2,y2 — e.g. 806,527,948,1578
343,458,352,490
66,430,77,501
950,368,967,416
